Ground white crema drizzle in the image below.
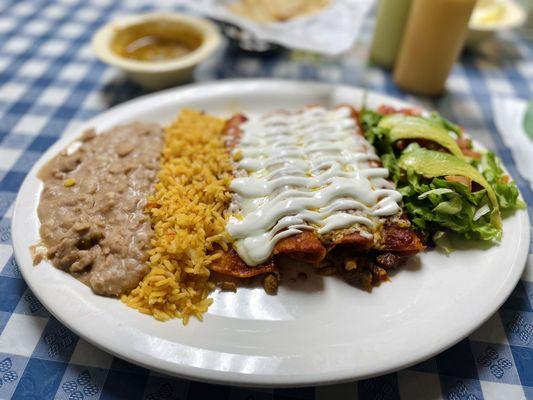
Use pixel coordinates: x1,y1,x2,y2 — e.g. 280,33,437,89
226,106,403,266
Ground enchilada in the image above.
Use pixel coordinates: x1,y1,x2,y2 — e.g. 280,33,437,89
211,106,425,290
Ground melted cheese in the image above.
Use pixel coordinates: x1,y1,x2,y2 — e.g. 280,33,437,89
226,106,403,266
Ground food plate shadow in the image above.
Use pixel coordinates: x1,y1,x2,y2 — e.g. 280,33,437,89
437,234,501,252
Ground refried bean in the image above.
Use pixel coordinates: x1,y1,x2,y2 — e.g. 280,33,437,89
35,122,164,296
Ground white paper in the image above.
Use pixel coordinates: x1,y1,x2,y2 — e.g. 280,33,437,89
492,96,533,191
178,0,375,55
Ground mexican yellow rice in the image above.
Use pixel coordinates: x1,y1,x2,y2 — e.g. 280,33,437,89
122,109,233,324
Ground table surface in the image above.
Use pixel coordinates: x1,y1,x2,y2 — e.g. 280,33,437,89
1,0,532,399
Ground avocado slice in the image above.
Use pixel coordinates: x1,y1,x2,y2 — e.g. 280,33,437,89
378,114,466,160
398,146,501,228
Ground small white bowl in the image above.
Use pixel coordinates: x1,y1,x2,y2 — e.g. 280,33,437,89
466,0,527,48
92,13,221,90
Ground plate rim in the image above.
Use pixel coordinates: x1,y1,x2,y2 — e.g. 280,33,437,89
11,78,530,387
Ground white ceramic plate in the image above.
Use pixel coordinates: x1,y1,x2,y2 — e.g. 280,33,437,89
12,79,530,387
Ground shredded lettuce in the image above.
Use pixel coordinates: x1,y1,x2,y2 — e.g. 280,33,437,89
358,108,525,244
481,151,525,210
399,166,502,241
418,188,454,199
473,204,491,221
398,146,501,227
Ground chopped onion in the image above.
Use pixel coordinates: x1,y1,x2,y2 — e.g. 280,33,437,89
418,188,454,200
473,204,491,221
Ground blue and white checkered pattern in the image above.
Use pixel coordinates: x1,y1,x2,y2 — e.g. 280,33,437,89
1,0,532,399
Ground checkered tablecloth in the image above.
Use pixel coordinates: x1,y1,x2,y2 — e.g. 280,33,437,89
1,0,532,399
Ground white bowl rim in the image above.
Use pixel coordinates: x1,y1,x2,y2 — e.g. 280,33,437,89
91,12,221,73
468,0,527,31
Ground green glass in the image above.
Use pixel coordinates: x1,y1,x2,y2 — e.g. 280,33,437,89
369,0,413,69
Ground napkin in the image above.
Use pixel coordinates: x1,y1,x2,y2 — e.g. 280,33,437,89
492,96,533,191
178,0,375,55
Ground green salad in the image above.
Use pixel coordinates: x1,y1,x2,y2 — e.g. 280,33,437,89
360,108,524,246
